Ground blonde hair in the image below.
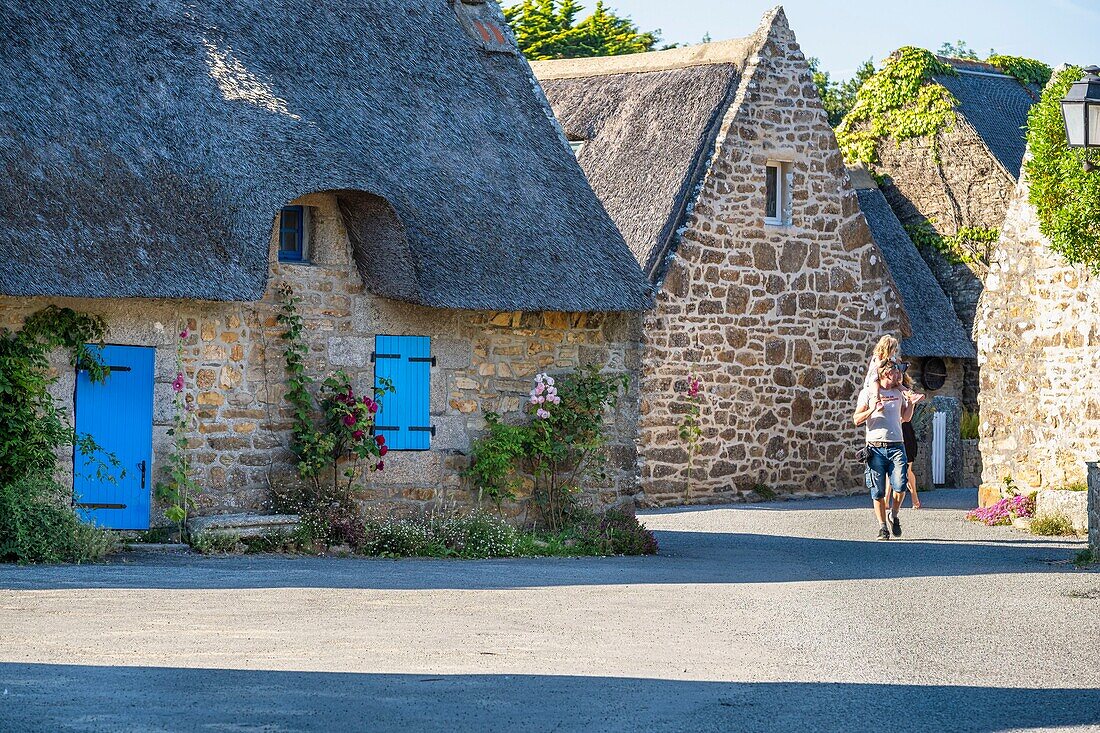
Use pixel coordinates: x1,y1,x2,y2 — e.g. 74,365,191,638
873,335,899,363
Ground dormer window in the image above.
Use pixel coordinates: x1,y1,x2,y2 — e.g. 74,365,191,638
278,205,308,262
764,160,792,226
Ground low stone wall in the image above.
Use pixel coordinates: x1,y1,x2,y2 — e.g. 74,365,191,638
1035,490,1088,535
961,439,982,488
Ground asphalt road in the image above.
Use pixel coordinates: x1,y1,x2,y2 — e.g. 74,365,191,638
2,488,1098,732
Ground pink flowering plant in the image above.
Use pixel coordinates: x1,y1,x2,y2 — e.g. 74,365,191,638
966,478,1036,526
155,324,201,541
277,286,393,519
677,375,705,499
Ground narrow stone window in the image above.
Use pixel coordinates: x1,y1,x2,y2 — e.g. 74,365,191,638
764,160,792,226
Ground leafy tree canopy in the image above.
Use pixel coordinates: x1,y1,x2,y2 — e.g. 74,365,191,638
937,40,989,61
808,56,876,128
503,0,661,59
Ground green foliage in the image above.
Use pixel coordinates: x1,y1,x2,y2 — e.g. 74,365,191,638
503,0,659,60
986,55,1051,87
463,412,527,512
1074,548,1096,567
464,366,627,530
837,47,958,166
960,410,980,440
753,484,777,501
937,40,982,61
275,285,393,519
0,306,114,487
808,57,876,128
1024,66,1100,270
154,326,200,542
1029,512,1079,537
1059,482,1088,492
0,476,116,563
191,531,241,555
904,221,998,266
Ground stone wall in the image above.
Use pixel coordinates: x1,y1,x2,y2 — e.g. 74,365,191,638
0,192,642,521
638,18,908,506
976,174,1100,505
961,439,982,489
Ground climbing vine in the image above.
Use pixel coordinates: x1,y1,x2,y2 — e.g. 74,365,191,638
0,307,115,487
836,47,958,166
1024,66,1100,270
986,55,1051,88
904,221,999,266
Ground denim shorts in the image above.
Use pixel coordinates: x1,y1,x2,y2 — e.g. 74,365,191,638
865,443,908,500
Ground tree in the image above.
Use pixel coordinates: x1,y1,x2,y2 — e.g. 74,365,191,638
503,0,661,59
808,56,876,128
937,40,982,60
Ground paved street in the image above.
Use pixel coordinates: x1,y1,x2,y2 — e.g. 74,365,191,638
1,488,1098,732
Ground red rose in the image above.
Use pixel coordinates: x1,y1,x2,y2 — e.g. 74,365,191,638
375,461,384,471
343,414,356,427
379,445,388,456
375,434,386,445
353,430,365,440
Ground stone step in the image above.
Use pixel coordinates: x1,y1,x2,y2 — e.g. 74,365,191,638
188,513,301,539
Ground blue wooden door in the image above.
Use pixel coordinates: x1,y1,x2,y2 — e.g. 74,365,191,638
73,345,155,530
373,335,433,450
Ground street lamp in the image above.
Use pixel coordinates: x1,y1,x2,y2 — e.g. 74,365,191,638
1060,65,1100,171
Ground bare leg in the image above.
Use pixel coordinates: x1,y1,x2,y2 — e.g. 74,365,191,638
873,498,887,525
909,466,921,508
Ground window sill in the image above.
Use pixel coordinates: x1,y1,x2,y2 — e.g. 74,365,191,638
763,219,792,228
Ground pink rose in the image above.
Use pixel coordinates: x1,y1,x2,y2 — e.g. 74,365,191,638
536,408,550,419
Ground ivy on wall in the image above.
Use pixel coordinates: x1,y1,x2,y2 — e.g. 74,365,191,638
836,47,958,166
904,221,999,266
987,55,1052,88
1025,66,1100,270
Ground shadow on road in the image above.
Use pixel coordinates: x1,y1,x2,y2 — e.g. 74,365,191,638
0,528,1082,592
1,663,1098,733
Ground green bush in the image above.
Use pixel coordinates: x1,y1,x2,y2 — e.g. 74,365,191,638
960,410,980,440
191,531,241,555
0,477,116,564
1029,512,1079,537
1059,482,1088,492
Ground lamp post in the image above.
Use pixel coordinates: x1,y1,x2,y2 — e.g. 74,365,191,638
1060,65,1100,172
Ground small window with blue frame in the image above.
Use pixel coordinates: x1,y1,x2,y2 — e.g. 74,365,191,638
278,205,307,262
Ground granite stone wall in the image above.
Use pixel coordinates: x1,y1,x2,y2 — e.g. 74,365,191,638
637,19,908,506
976,174,1100,505
0,192,642,520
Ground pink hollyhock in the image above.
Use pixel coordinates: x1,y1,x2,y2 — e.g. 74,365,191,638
343,414,356,427
353,430,365,440
379,445,388,457
172,373,184,393
179,328,190,340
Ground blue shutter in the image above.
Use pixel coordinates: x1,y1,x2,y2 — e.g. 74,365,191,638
373,335,433,450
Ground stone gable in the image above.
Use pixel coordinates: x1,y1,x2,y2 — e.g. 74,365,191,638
976,174,1100,500
638,13,907,505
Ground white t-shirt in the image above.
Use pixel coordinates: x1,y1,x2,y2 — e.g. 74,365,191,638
857,385,905,442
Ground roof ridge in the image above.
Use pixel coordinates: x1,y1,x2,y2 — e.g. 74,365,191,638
531,36,756,80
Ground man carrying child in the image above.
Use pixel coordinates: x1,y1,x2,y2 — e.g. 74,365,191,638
853,362,915,540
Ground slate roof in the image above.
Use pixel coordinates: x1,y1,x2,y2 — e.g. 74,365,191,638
533,26,764,279
0,0,651,312
851,171,976,358
934,57,1040,178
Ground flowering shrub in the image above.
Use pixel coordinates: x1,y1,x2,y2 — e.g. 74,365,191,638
966,493,1035,526
677,375,705,498
276,286,393,520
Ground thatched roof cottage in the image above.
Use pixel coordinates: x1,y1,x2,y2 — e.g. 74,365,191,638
534,8,909,505
0,0,651,528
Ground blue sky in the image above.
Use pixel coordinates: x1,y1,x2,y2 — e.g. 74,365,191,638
604,0,1098,78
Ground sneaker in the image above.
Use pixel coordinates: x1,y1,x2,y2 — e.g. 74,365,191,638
877,526,890,541
891,514,902,537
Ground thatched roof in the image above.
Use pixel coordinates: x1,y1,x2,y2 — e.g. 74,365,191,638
850,169,975,359
533,31,762,278
0,0,651,312
934,57,1040,178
